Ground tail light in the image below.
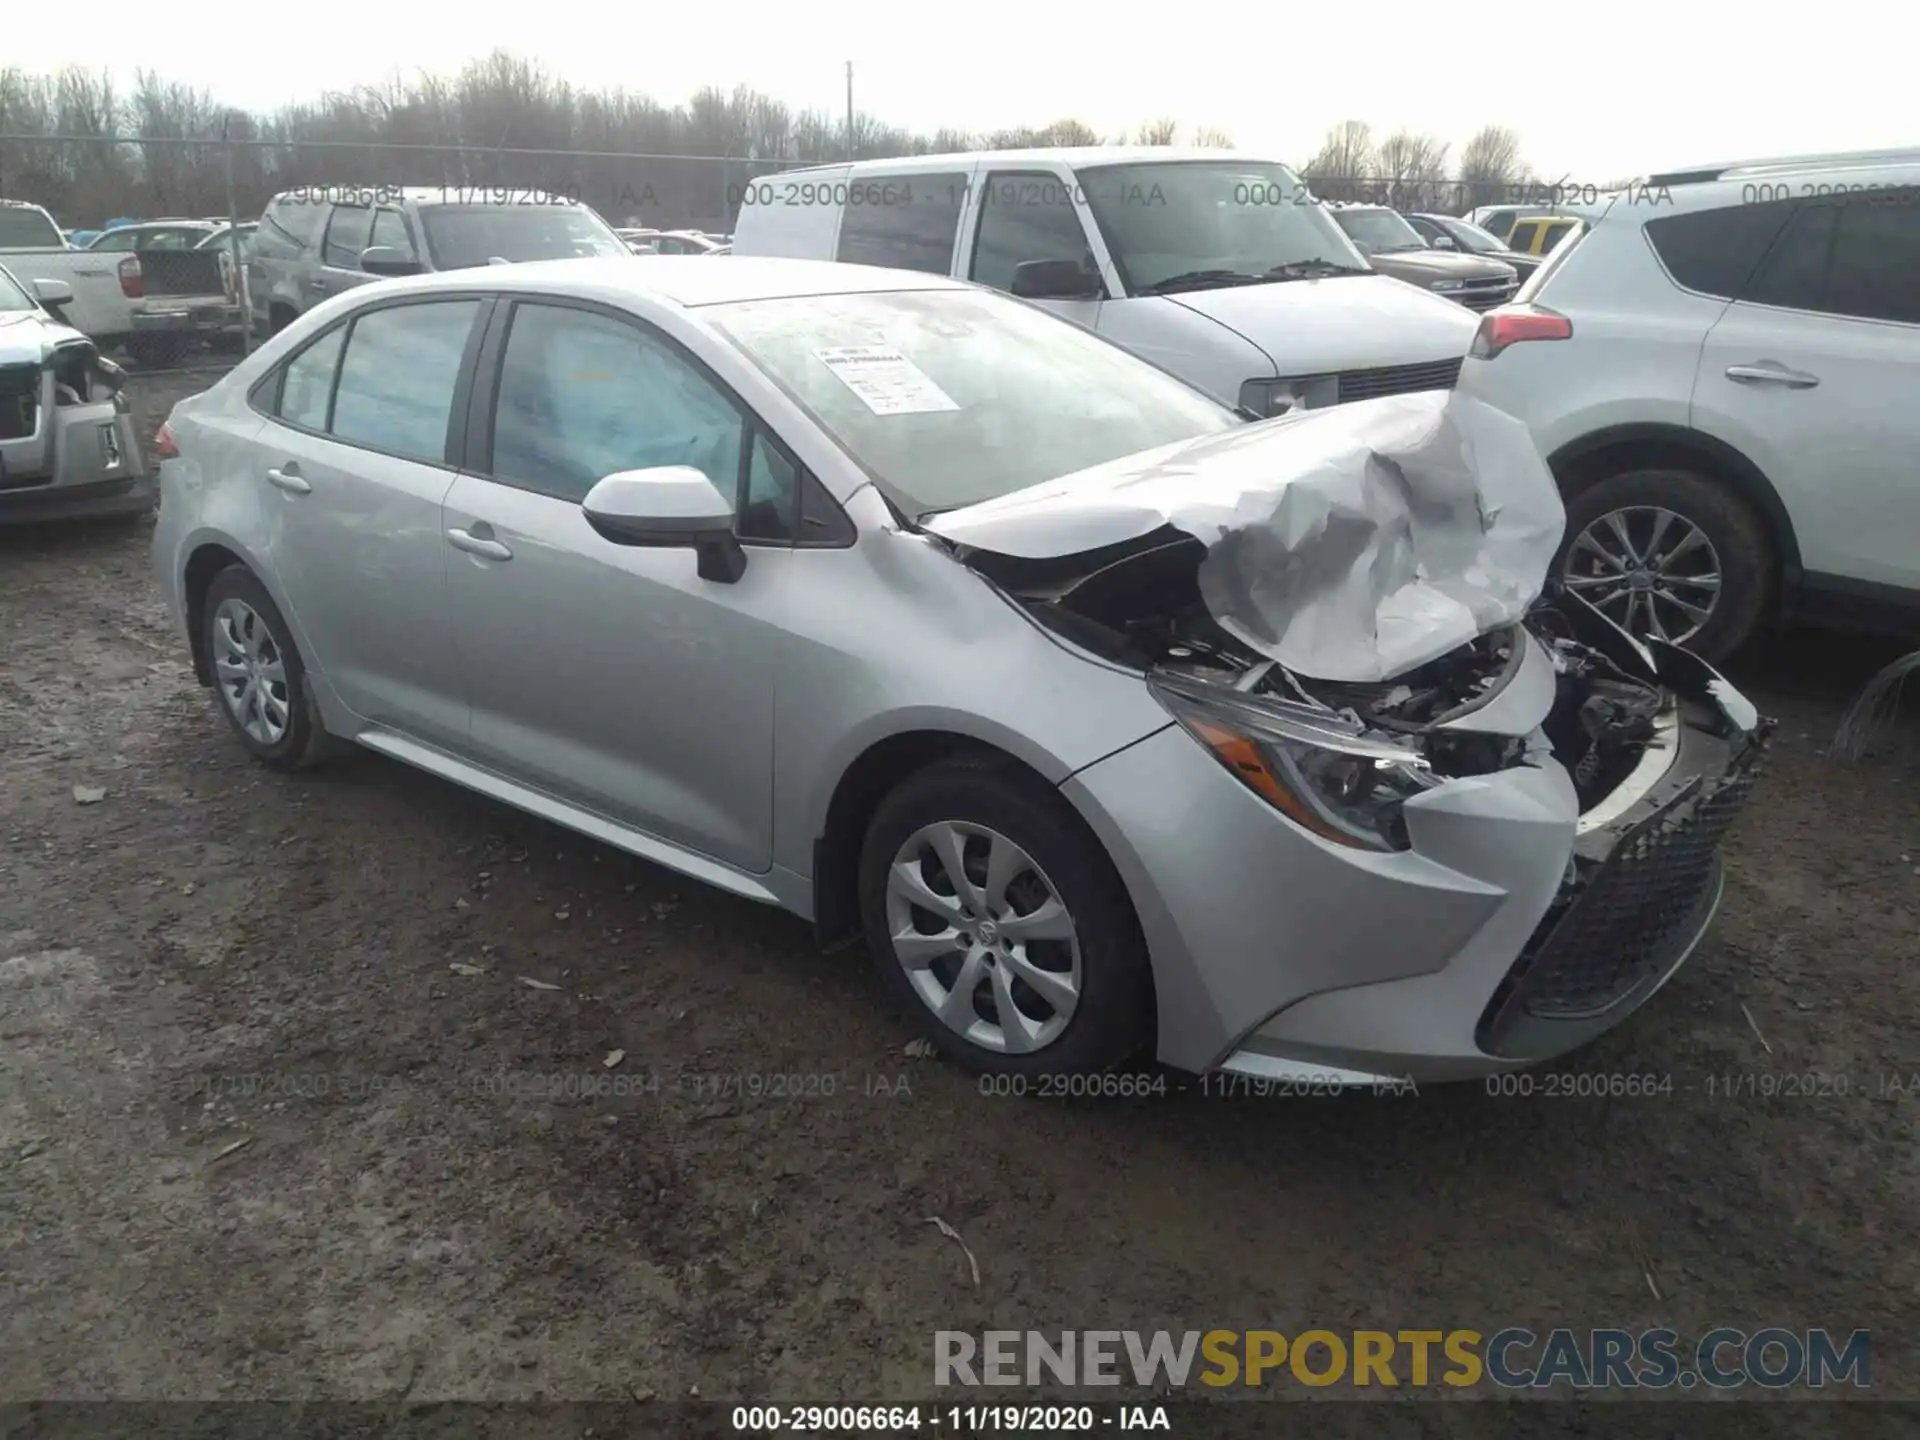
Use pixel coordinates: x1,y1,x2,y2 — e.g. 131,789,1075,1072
1469,304,1572,360
154,422,179,460
118,255,144,299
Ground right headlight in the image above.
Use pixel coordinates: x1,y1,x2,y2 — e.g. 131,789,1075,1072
1149,669,1440,851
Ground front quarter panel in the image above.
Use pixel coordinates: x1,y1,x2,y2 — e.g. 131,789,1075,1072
772,503,1176,876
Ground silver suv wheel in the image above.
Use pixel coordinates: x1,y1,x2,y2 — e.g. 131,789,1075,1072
1563,505,1723,643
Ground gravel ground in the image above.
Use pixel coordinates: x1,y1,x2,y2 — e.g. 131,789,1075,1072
2,366,1916,1430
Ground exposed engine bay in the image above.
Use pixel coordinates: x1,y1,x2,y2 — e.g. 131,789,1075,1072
966,526,1751,818
0,339,127,443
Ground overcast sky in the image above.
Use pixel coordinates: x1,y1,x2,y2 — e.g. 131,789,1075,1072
9,0,1913,180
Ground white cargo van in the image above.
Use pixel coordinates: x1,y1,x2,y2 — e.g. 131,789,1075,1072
731,148,1478,415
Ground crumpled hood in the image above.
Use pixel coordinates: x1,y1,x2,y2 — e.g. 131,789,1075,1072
1162,275,1476,375
923,391,1566,684
0,309,81,368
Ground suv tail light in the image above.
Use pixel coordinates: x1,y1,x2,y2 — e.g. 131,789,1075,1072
117,255,144,299
154,422,178,460
1470,304,1572,360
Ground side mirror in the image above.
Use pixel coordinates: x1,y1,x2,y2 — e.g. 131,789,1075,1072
1432,235,1457,250
358,245,423,277
581,466,746,583
33,277,74,313
1010,258,1104,301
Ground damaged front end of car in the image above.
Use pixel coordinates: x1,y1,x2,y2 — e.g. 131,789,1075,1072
0,314,147,514
929,391,1771,1066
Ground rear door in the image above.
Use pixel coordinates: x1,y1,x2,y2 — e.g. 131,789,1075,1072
1694,190,1920,591
251,294,486,746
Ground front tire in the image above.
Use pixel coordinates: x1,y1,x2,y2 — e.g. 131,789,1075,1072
858,758,1152,1076
1558,468,1773,662
200,566,338,770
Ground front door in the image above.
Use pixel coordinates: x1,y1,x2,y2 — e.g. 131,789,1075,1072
965,169,1105,333
441,298,794,872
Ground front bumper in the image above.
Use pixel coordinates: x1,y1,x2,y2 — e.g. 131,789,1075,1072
1063,677,1767,1081
0,371,151,522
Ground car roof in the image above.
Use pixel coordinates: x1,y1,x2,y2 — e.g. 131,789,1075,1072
1643,145,1920,185
779,145,1289,175
363,255,969,308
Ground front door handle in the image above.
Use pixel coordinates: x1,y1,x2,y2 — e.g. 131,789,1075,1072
1726,362,1820,389
307,277,328,292
266,465,310,494
447,527,512,562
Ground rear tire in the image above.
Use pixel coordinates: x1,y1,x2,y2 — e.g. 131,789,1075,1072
858,758,1152,1077
1558,468,1773,663
200,566,340,771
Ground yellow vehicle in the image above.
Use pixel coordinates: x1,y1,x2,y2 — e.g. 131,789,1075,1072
1505,214,1585,255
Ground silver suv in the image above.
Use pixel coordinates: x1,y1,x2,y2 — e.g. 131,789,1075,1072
247,186,629,335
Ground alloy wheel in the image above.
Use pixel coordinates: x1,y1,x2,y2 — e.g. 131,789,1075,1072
212,597,292,745
1563,505,1722,644
883,821,1083,1054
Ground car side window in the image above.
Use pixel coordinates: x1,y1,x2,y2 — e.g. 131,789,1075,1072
836,173,967,274
1645,199,1794,299
1822,200,1920,325
323,205,372,268
369,208,416,259
277,326,346,430
263,197,326,253
489,302,745,508
738,430,799,542
1746,203,1838,313
91,230,138,252
329,300,479,463
969,171,1096,293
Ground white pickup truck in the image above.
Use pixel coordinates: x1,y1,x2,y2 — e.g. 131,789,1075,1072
1,201,238,363
0,201,132,345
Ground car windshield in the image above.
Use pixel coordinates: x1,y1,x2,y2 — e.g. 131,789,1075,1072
1437,217,1511,254
0,266,37,312
1332,208,1428,255
1072,161,1368,294
418,205,629,269
707,287,1238,516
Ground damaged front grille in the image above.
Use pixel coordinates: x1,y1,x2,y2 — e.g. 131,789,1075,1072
1478,737,1767,1053
0,362,38,441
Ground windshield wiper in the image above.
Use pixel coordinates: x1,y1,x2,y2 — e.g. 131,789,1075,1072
1266,259,1369,279
1137,269,1271,295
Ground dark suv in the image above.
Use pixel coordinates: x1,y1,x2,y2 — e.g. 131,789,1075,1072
248,187,629,334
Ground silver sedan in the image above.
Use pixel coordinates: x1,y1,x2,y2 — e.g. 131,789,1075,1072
150,257,1766,1082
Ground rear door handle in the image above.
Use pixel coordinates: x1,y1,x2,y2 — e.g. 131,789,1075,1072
447,527,512,562
266,465,310,494
308,278,327,292
1726,362,1820,389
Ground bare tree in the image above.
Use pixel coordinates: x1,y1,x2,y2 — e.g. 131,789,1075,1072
1301,121,1375,199
1133,117,1178,146
1456,124,1525,214
1191,125,1234,149
1374,129,1451,211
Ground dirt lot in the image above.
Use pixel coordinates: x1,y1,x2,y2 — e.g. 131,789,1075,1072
2,364,1916,1429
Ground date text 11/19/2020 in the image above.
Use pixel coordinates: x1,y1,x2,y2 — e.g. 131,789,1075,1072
975,1072,1419,1099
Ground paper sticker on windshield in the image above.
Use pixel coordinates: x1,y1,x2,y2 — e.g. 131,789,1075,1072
813,346,959,416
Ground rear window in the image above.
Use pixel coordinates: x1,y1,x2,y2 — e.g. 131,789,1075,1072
417,205,627,270
0,207,63,248
1644,199,1795,299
